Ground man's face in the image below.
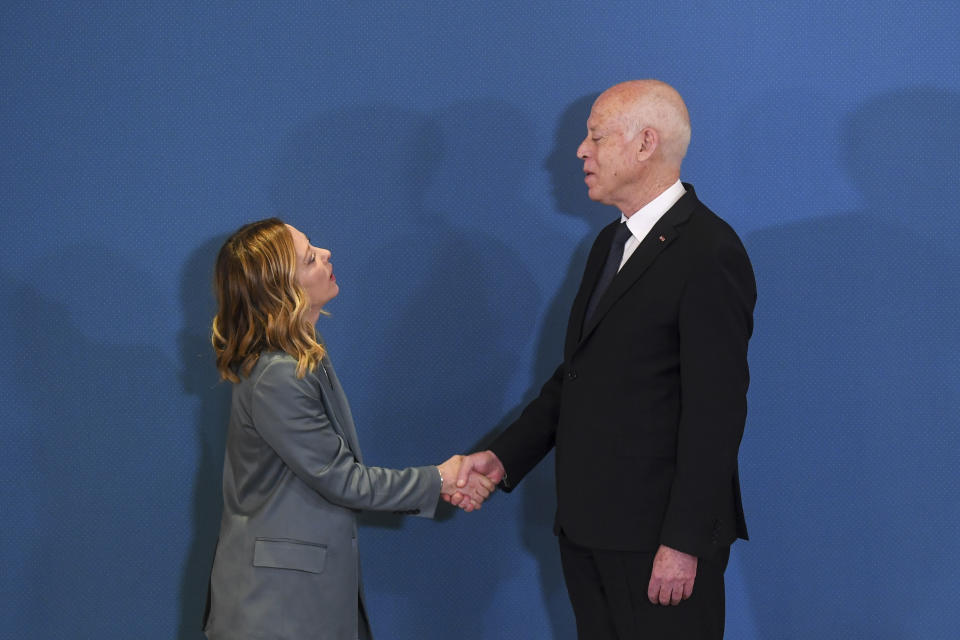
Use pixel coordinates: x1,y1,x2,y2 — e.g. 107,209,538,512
576,94,641,210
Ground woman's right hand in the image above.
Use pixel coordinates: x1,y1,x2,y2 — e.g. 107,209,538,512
438,455,494,511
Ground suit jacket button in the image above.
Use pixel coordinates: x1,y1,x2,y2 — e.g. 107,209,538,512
567,369,577,380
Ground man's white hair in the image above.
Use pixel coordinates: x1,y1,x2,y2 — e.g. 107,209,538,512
620,80,691,167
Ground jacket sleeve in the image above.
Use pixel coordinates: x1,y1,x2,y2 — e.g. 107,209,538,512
488,362,565,491
659,240,756,556
250,358,441,518
489,226,610,490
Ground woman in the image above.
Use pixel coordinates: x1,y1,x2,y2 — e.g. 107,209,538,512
203,218,492,640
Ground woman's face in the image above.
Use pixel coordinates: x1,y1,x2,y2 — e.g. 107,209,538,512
286,224,339,313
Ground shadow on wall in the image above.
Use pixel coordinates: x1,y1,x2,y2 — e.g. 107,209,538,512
740,87,960,639
274,103,543,639
269,94,617,639
529,91,608,389
1,248,183,638
0,270,42,634
507,92,610,640
176,235,231,640
544,92,609,222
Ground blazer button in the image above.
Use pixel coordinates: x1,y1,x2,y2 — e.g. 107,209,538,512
566,369,578,381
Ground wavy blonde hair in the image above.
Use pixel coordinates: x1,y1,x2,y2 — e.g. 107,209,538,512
212,217,325,382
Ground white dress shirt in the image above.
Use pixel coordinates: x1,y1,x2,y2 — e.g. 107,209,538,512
618,180,686,270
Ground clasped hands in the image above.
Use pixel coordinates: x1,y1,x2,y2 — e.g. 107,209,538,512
437,450,505,512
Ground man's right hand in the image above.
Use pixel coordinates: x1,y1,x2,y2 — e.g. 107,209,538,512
443,450,506,507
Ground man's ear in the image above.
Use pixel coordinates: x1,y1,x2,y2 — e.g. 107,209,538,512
636,127,659,161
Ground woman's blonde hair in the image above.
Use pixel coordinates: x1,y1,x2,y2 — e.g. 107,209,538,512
212,217,325,382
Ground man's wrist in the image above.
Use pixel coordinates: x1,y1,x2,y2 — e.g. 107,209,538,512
488,449,509,488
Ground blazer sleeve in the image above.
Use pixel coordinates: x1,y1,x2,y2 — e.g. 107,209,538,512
250,358,442,518
659,239,756,556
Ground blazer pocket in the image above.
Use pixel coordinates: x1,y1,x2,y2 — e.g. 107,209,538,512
253,537,327,574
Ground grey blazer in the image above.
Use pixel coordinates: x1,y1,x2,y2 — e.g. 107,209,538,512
204,350,441,640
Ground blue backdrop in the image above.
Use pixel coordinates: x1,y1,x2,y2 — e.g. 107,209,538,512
2,2,958,638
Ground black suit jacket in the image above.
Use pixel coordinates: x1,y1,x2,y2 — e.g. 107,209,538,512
490,184,755,558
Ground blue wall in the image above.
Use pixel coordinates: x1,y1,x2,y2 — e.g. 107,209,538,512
2,2,958,638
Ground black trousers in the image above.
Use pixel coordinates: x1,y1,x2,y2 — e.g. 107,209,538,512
558,532,730,640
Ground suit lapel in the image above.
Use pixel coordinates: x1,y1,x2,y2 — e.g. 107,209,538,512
576,190,697,348
567,220,620,354
313,354,365,463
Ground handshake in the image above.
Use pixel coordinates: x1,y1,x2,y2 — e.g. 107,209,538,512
436,450,506,512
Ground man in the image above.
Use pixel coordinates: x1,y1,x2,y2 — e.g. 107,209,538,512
452,80,756,639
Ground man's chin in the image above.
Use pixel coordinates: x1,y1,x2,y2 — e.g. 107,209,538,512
585,187,605,204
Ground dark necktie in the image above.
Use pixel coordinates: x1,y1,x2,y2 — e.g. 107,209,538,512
584,222,633,327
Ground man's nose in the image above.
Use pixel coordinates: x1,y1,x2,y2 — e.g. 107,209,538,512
576,141,589,159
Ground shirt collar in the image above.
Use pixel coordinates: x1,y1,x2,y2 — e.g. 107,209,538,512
620,180,686,236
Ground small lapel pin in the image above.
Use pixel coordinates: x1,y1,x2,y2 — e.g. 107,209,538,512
659,235,666,243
